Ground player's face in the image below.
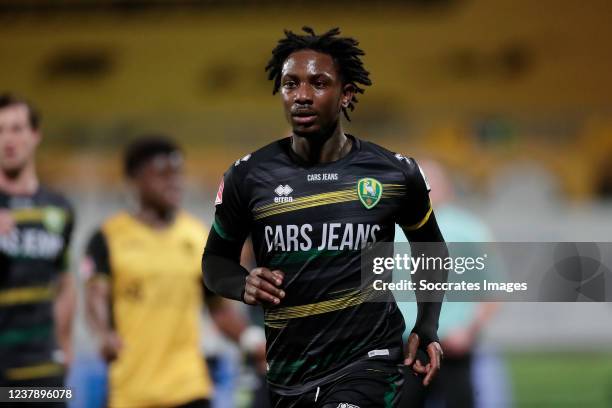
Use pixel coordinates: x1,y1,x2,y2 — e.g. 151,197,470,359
280,50,352,139
0,104,40,176
136,153,184,212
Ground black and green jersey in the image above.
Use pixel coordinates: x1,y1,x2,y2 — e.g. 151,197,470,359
213,135,431,392
0,186,73,380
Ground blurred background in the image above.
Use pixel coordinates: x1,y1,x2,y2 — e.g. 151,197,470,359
1,0,611,406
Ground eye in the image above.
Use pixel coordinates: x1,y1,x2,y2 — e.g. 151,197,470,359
314,80,326,88
283,80,297,89
12,124,25,133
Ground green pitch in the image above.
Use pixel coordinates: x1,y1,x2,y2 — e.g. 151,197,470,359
509,353,612,408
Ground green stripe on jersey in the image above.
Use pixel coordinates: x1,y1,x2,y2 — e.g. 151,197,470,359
269,248,344,267
0,324,53,345
267,339,370,382
213,219,233,241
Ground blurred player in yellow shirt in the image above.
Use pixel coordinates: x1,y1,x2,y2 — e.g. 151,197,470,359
84,136,264,408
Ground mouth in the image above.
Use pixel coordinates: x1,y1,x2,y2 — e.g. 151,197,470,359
291,111,317,125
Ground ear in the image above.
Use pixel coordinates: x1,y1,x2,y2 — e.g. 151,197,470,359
341,83,355,108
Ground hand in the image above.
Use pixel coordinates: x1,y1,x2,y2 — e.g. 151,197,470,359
57,346,73,369
404,332,443,386
253,342,267,374
441,327,475,358
100,331,123,362
61,343,74,368
243,268,285,306
0,210,15,235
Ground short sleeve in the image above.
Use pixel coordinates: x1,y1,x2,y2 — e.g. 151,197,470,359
83,229,111,279
212,164,251,243
395,157,432,231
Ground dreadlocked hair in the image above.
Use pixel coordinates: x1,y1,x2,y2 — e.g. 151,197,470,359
265,26,371,121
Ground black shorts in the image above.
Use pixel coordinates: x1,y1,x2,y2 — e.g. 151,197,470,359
269,360,404,408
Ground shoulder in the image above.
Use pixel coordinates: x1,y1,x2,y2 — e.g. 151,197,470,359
359,139,425,184
177,211,208,236
37,186,74,213
100,211,133,236
224,138,287,179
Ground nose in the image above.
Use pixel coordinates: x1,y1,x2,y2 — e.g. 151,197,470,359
294,82,313,105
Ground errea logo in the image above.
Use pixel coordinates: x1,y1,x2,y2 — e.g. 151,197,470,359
274,185,293,196
274,185,293,203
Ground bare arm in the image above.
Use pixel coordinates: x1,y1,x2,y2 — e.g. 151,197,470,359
207,297,248,344
53,272,76,366
206,293,266,371
85,276,122,362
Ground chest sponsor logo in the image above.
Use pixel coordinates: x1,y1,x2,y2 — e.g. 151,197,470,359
274,184,293,203
0,228,65,259
337,404,360,408
264,223,380,252
307,173,338,182
357,178,383,209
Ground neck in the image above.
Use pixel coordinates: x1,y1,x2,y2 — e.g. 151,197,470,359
134,204,176,229
291,121,351,165
0,162,39,196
